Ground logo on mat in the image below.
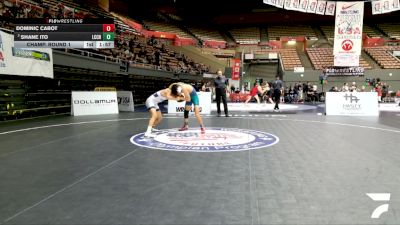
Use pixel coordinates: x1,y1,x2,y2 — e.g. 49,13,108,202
366,193,391,219
130,127,279,152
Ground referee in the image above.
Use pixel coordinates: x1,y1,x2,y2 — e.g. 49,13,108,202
214,70,229,117
272,75,284,111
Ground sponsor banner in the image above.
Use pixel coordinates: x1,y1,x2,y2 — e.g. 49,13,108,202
71,91,118,116
117,91,134,112
334,54,359,67
316,0,327,14
0,31,53,78
325,1,336,15
323,66,364,76
334,2,364,56
167,92,211,114
130,127,279,152
307,0,318,13
326,92,379,116
232,58,241,80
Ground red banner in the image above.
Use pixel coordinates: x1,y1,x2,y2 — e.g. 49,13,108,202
232,59,241,80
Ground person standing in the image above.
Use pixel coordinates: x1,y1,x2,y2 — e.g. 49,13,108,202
272,75,284,111
214,70,230,117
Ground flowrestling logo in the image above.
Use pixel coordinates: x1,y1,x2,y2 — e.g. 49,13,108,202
130,127,279,152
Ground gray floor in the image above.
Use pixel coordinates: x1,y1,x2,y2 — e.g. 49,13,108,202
0,111,400,225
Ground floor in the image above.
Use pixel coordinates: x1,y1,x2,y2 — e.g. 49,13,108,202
0,106,400,225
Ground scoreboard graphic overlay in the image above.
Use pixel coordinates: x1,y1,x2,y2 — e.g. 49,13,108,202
14,18,115,49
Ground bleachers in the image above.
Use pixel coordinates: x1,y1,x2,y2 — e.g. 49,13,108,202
280,49,303,71
268,25,317,40
144,21,193,38
365,46,400,69
189,27,226,42
254,49,303,71
377,23,400,39
229,27,260,44
307,48,372,70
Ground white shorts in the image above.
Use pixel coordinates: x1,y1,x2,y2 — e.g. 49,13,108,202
145,96,160,111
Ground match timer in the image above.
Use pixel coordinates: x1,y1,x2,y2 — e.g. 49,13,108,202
14,18,116,49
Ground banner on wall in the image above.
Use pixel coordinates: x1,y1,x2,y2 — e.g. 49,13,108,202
323,66,364,76
117,91,134,112
232,59,241,80
334,54,360,67
71,92,119,116
333,1,364,66
0,31,53,78
325,92,378,116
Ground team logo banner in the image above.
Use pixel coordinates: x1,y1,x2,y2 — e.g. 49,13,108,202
0,31,53,78
333,2,364,66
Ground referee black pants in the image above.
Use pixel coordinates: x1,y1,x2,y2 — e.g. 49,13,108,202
215,88,228,115
273,89,281,110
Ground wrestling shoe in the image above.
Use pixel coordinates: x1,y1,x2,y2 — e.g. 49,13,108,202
179,125,189,131
200,127,206,134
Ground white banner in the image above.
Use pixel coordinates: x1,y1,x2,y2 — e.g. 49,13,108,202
334,1,364,67
382,0,391,13
117,91,134,112
0,31,53,78
294,67,305,73
325,1,336,15
276,0,285,8
307,0,318,13
71,91,119,116
393,0,400,11
316,0,327,14
334,54,360,67
372,0,383,14
372,0,400,14
284,0,293,9
326,92,378,116
168,92,211,114
299,0,309,11
291,0,301,10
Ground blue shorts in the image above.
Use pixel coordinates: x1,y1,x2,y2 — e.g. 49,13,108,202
185,89,199,106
